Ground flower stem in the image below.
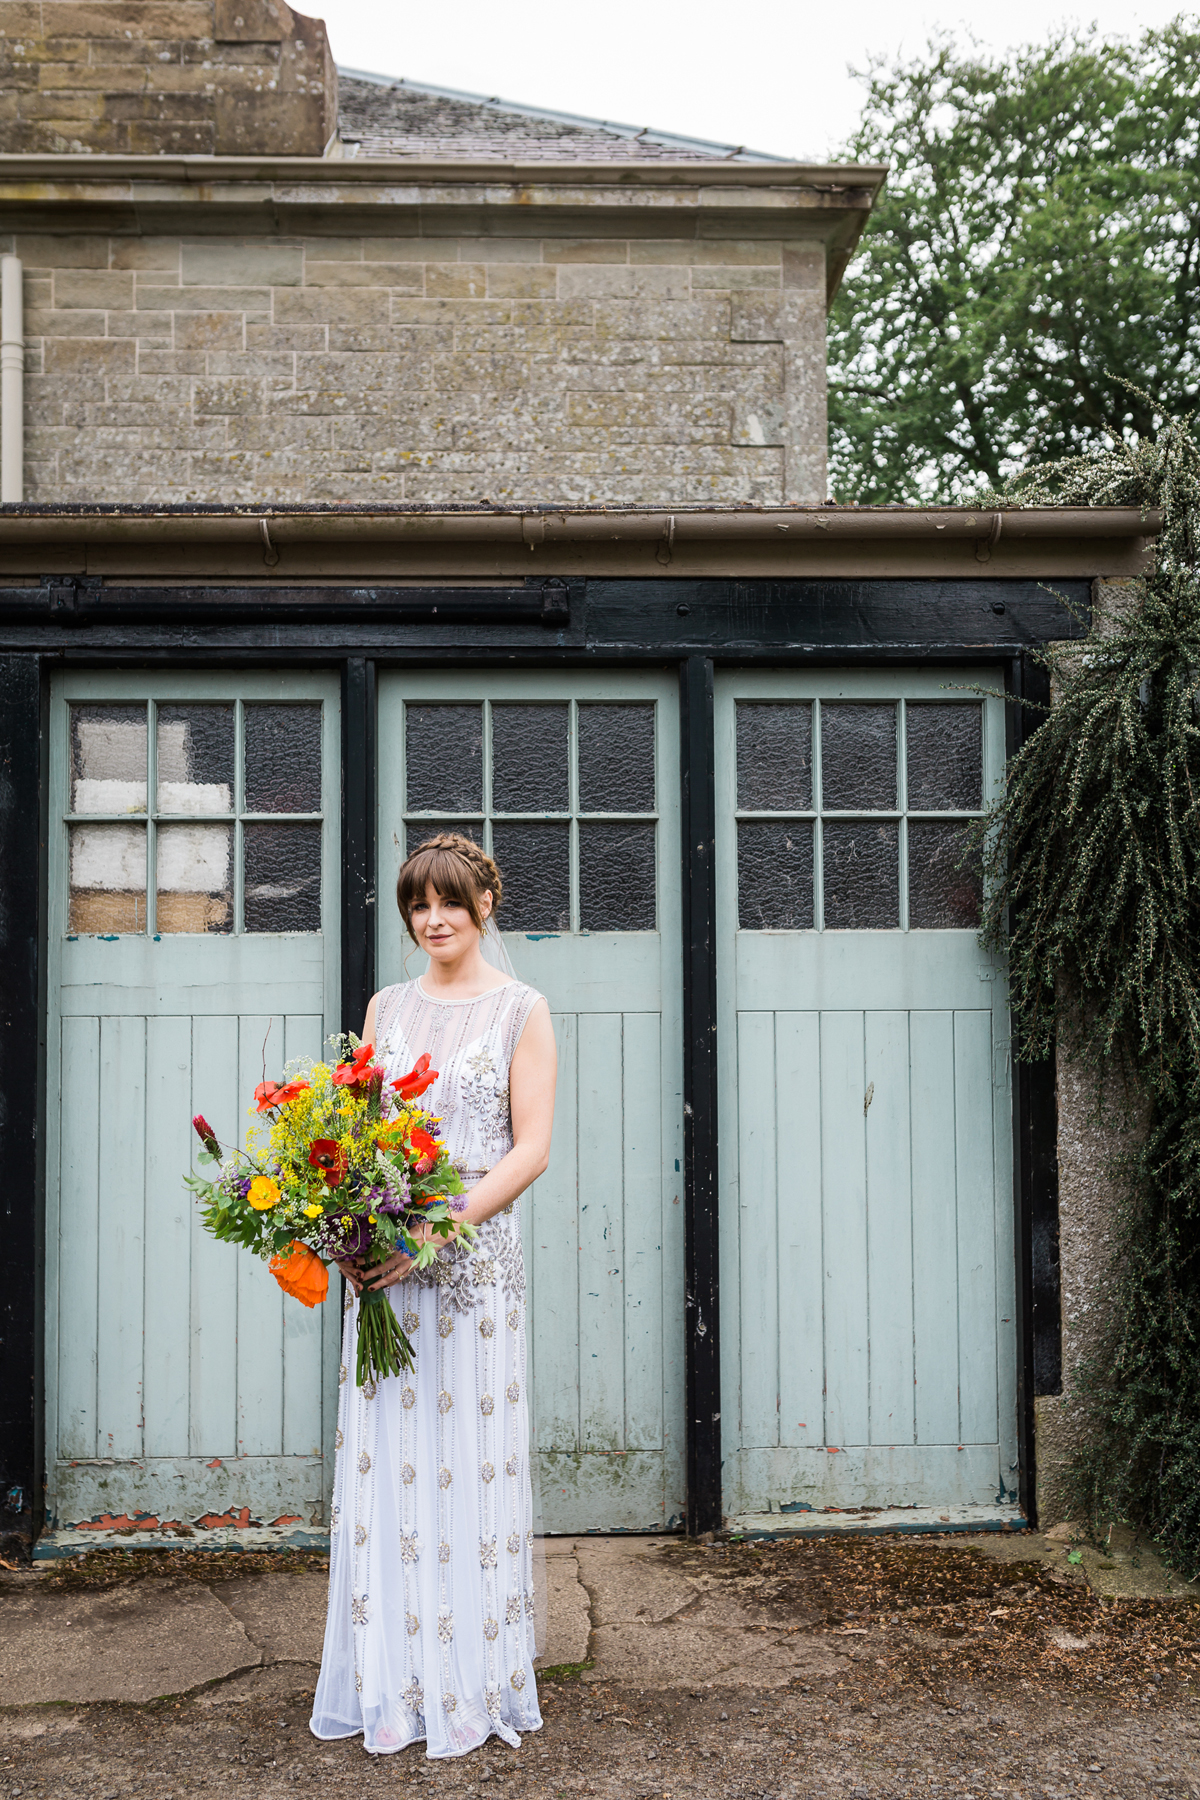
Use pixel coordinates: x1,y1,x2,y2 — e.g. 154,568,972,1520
355,1287,415,1386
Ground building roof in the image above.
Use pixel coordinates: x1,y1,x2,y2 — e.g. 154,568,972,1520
336,69,788,163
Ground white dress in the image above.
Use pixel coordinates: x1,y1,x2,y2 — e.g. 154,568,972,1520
310,977,545,1759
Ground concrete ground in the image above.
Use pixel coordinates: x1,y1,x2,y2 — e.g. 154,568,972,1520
0,1526,1197,1796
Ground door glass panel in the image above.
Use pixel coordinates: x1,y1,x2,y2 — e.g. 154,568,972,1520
244,703,322,814
69,823,146,932
405,704,482,814
156,705,234,815
738,820,813,928
70,703,147,816
578,704,655,812
823,820,899,929
906,704,983,811
736,703,811,811
491,821,571,931
244,823,321,933
821,704,897,810
405,820,484,852
156,823,233,935
579,822,656,930
492,704,569,813
908,821,982,928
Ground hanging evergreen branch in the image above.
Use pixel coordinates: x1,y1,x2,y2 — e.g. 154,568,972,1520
977,411,1200,1573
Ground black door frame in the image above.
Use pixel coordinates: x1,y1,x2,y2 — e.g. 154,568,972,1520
0,573,1072,1549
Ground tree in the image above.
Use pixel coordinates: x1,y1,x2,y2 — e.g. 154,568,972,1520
828,23,1200,503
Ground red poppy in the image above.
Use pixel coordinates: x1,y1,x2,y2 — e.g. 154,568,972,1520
392,1052,438,1100
332,1043,385,1088
308,1138,348,1186
192,1114,221,1157
254,1078,311,1113
408,1126,438,1161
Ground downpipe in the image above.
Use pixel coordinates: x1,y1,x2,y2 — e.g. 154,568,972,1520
1,255,23,502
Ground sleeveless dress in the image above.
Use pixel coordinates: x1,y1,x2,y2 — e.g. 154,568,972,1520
310,977,545,1759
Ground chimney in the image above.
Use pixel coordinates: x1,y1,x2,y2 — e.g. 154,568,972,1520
0,0,338,156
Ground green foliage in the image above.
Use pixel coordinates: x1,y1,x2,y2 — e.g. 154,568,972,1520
977,413,1200,1573
829,24,1200,502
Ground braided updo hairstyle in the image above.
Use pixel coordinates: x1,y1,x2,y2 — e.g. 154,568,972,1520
395,831,504,943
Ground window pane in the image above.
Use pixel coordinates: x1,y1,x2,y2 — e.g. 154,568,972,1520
908,821,982,929
244,704,322,813
578,704,655,812
738,821,813,928
405,704,482,814
157,704,234,815
70,703,147,816
156,823,233,934
906,704,983,811
578,822,656,929
823,820,899,928
491,821,570,931
244,823,321,932
403,820,484,855
492,704,569,813
821,704,897,811
737,703,812,812
69,822,146,933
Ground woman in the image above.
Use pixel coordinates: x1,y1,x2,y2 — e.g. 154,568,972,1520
310,832,557,1759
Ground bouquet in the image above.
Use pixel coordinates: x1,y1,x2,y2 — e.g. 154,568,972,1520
186,1038,474,1386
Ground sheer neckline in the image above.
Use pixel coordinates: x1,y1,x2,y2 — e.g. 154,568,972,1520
414,976,518,1008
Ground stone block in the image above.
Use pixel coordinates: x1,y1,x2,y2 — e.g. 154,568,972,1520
137,286,268,312
558,265,691,301
39,6,214,38
15,234,109,269
693,267,781,291
182,242,303,288
107,309,172,339
273,288,387,327
597,297,730,341
303,237,363,262
361,238,434,263
110,239,182,271
541,239,630,264
225,415,333,452
43,336,135,378
126,119,217,154
425,265,486,300
174,311,246,351
450,237,543,264
782,243,825,290
247,323,327,353
25,307,106,339
302,261,423,292
135,348,206,374
486,265,558,300
53,268,134,309
205,350,294,381
193,377,265,416
730,296,784,343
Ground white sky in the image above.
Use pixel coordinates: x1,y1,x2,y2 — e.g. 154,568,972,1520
319,0,1194,161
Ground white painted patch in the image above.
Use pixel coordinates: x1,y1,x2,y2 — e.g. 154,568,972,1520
72,778,147,815
74,718,145,781
69,823,146,890
157,781,232,816
157,823,232,892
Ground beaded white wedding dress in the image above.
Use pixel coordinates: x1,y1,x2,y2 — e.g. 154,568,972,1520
310,977,545,1758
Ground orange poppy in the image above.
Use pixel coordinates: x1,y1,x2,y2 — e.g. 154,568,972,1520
269,1242,329,1308
408,1126,437,1162
332,1043,385,1088
254,1078,311,1113
392,1053,438,1100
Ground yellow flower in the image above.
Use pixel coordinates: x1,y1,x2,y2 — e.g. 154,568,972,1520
304,1203,322,1219
369,1214,377,1224
248,1175,280,1211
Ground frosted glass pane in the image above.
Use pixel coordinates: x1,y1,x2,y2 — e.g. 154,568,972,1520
821,704,897,811
70,703,147,816
244,704,321,813
491,821,570,931
579,822,656,929
244,823,321,932
823,820,899,928
405,704,482,813
737,704,812,811
908,821,982,928
156,704,234,815
404,820,484,854
578,705,655,812
156,823,233,935
738,821,813,928
69,822,146,933
906,704,983,811
492,704,569,813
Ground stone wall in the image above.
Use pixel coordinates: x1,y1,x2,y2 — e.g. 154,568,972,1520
8,228,827,505
0,0,336,155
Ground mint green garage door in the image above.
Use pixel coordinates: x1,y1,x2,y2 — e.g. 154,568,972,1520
716,670,1019,1523
377,672,686,1533
45,672,342,1538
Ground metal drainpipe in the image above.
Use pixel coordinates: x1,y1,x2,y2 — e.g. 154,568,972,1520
1,255,23,502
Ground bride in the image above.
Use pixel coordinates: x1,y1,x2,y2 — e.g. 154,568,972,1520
310,832,557,1759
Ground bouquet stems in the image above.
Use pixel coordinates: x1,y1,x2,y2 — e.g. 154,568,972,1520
355,1285,415,1386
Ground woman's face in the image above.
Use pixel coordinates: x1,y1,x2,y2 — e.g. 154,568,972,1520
409,879,493,962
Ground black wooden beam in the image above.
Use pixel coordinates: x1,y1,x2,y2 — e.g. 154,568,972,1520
341,658,377,1038
680,655,721,1537
0,655,44,1557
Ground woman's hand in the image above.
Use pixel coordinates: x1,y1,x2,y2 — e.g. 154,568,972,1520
334,1257,366,1296
360,1220,448,1291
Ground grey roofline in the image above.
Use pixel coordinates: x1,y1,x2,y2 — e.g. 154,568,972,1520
335,65,792,163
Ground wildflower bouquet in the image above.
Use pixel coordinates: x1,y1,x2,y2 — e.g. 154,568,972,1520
187,1039,472,1386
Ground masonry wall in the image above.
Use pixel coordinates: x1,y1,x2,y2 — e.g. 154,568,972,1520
7,227,827,506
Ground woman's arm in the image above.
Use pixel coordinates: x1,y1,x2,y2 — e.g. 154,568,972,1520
360,996,557,1291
